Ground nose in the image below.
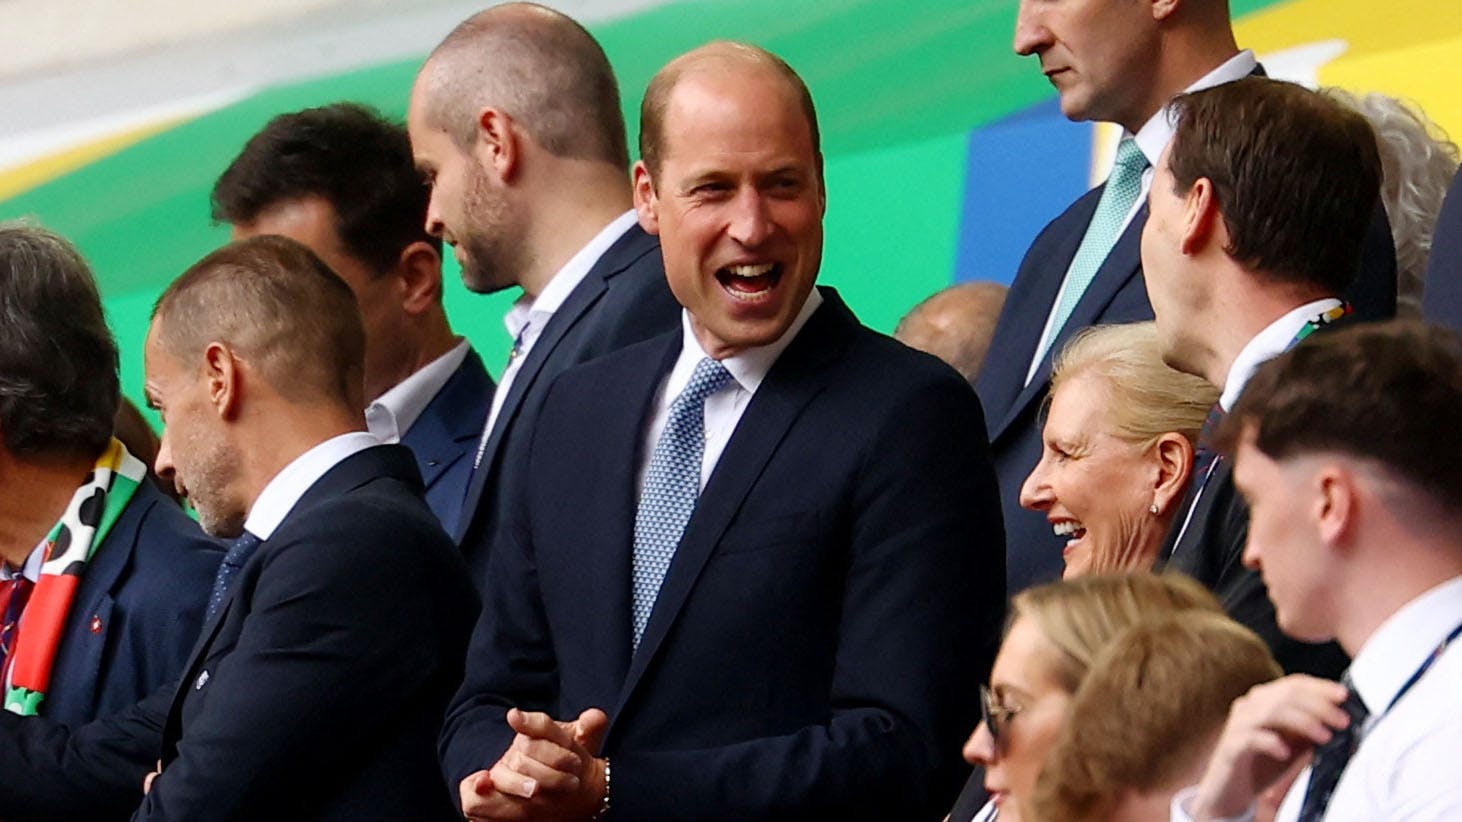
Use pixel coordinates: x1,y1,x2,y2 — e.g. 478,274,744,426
1012,0,1050,57
1020,453,1055,512
727,187,773,248
424,190,445,239
963,720,997,766
154,431,177,489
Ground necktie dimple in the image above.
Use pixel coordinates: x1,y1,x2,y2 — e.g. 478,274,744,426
1036,137,1149,366
631,357,735,649
1297,678,1368,821
207,531,262,621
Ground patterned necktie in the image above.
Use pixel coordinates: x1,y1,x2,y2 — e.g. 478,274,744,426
1297,678,1369,821
631,357,735,649
207,531,262,620
1036,137,1149,365
0,576,35,662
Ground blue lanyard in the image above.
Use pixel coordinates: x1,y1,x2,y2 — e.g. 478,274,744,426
1381,621,1462,717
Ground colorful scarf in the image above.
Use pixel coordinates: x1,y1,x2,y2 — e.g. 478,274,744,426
4,438,144,715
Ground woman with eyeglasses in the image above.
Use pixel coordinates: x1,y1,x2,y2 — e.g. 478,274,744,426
958,573,1222,821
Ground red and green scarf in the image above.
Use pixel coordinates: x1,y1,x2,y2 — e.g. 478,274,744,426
4,439,144,716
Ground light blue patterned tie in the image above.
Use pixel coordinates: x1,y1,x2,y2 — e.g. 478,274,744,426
631,357,735,649
207,531,261,620
1036,137,1149,364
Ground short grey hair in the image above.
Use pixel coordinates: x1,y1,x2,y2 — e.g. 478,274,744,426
0,222,119,459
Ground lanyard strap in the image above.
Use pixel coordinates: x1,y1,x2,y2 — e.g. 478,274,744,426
1383,621,1462,716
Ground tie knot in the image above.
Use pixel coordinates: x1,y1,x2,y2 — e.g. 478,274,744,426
1113,137,1147,173
677,358,735,409
223,531,261,569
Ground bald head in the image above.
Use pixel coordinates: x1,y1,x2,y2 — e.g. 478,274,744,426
639,40,822,182
151,235,366,411
894,282,1009,382
418,2,627,170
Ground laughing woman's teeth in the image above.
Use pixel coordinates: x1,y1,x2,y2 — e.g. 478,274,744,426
1052,521,1084,538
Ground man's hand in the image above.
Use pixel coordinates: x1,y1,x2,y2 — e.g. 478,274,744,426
1191,675,1352,821
459,707,610,821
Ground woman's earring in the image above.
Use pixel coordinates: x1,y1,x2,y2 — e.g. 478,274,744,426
1149,502,1160,515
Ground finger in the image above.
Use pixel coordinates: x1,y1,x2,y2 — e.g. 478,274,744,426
501,747,584,793
574,708,610,755
460,771,528,819
507,708,581,750
508,734,583,774
1249,728,1295,764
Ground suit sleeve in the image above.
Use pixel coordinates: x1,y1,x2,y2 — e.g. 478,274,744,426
608,375,1006,821
133,503,456,820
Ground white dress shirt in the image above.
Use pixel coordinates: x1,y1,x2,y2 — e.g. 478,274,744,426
242,432,380,540
636,289,824,493
1219,297,1341,411
364,338,471,444
1173,576,1462,821
477,210,641,459
1025,50,1258,384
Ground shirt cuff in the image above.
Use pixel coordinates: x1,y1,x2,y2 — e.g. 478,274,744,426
1170,785,1256,822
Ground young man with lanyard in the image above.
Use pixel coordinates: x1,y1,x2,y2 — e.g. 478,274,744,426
1175,320,1462,820
0,224,219,728
1141,77,1383,678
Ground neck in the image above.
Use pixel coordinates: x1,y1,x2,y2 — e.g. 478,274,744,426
517,161,631,300
1332,517,1462,656
234,399,366,518
1119,32,1239,134
0,451,97,566
1192,270,1330,390
367,313,460,403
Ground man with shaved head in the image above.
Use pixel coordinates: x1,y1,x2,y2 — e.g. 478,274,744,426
895,281,1009,382
408,2,679,578
439,42,1004,821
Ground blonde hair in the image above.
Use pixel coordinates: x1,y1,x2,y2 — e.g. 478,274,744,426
1050,322,1218,451
1009,573,1222,694
1030,612,1281,821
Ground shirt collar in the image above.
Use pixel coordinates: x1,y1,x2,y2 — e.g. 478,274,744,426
531,210,639,317
674,287,824,394
1132,50,1258,168
1347,576,1462,715
365,339,471,443
243,432,380,540
1220,297,1341,411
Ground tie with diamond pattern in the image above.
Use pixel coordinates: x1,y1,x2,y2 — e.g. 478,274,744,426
1036,137,1149,365
1297,677,1368,821
206,531,261,620
631,357,735,649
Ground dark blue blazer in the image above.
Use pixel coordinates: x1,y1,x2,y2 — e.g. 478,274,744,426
400,346,494,537
1424,167,1462,331
0,444,478,821
440,289,1006,821
454,224,681,585
976,175,1397,595
45,480,221,728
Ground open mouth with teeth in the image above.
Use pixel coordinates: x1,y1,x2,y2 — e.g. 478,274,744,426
716,262,782,300
1053,520,1087,550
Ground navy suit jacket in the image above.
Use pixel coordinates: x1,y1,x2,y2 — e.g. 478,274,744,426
1424,167,1462,331
440,289,1007,821
977,174,1397,595
400,346,494,537
455,224,681,584
45,480,221,727
0,444,478,821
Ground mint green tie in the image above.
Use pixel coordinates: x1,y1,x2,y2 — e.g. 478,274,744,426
1038,137,1149,364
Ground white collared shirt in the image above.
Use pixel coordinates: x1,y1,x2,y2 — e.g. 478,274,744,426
1173,576,1462,821
1219,297,1341,411
242,432,380,540
636,289,824,493
1026,50,1258,384
0,547,44,585
364,339,471,444
478,210,641,453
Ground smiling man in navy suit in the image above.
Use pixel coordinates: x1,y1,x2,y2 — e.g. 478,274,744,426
979,0,1396,597
439,42,1005,822
217,102,494,537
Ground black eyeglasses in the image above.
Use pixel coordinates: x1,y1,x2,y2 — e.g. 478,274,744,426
979,684,1023,751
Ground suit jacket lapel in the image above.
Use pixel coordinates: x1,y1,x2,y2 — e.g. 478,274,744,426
458,226,659,540
992,203,1147,442
613,289,851,716
402,348,493,490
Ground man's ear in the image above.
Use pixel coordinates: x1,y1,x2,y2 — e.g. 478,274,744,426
1315,465,1358,549
475,107,521,183
1179,177,1219,256
632,160,661,236
394,241,445,316
202,342,241,420
1150,0,1181,22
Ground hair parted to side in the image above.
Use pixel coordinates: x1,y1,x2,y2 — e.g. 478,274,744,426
1050,322,1218,451
1216,320,1462,515
1009,572,1222,694
1167,77,1382,297
1031,611,1281,821
639,41,822,182
0,222,119,459
152,235,365,410
421,2,628,170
